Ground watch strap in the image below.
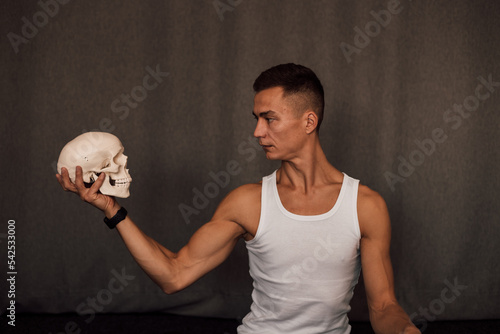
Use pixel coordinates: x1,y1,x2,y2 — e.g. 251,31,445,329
104,207,128,229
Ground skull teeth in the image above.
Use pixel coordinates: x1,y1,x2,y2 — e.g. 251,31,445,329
109,177,132,187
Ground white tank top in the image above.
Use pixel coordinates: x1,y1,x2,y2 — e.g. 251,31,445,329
238,170,361,334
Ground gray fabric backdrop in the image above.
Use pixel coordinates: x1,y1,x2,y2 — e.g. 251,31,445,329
1,0,499,327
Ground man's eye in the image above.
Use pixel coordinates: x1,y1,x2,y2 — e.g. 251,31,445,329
266,118,274,123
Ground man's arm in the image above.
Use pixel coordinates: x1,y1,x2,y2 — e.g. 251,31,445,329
113,216,245,294
357,185,420,334
56,166,248,294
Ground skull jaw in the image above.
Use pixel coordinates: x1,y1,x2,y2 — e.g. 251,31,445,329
102,185,131,198
84,174,132,198
101,175,132,198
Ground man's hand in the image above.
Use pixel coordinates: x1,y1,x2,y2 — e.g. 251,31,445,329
56,166,119,218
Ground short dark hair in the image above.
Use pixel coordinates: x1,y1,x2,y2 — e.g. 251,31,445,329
253,63,325,132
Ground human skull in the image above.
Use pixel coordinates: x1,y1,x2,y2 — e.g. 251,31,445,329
57,132,132,198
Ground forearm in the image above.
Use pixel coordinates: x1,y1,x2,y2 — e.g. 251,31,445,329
370,302,420,334
58,169,184,293
107,206,180,293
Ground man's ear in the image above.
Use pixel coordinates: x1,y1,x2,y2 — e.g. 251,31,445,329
305,111,319,134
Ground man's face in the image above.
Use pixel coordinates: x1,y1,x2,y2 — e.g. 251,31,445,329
253,86,307,160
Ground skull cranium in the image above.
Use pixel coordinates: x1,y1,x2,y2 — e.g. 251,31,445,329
57,132,132,198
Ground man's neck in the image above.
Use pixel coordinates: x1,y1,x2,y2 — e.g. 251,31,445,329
277,139,343,193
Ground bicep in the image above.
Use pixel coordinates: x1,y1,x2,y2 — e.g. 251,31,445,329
174,219,245,290
166,183,257,292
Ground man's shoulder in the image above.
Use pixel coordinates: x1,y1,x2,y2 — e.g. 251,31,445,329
357,183,387,212
212,182,262,226
356,183,390,237
223,182,262,209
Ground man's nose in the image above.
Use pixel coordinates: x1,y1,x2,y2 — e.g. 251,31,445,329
253,119,265,139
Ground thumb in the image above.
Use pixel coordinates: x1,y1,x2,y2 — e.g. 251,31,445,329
89,172,106,195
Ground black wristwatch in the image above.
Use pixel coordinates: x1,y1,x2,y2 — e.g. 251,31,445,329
104,207,128,229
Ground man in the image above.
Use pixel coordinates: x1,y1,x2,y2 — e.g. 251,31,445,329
57,63,419,333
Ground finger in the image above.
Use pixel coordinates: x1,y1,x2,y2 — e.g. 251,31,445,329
55,173,63,185
55,173,67,189
74,166,86,190
88,172,106,196
58,167,77,192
